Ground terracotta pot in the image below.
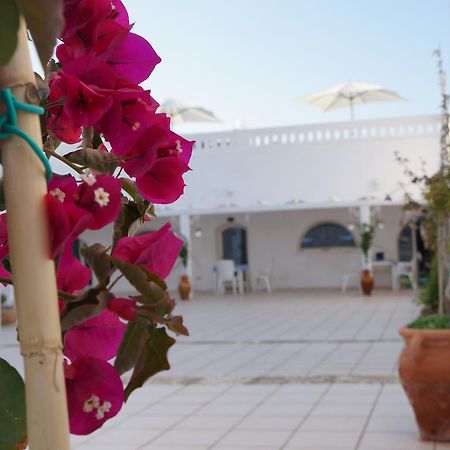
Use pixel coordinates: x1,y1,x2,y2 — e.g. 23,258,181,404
399,327,450,441
1,306,16,325
360,269,374,296
178,275,191,300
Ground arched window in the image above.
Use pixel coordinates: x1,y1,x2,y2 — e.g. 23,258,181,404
301,223,355,249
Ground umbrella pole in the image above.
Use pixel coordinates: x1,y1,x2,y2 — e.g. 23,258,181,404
0,19,71,450
349,98,355,121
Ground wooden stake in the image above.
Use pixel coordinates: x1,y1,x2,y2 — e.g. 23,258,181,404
0,20,70,450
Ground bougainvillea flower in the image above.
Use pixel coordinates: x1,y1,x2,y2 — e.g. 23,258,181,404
62,0,129,44
100,85,159,154
46,175,93,256
61,73,114,128
107,297,137,321
120,114,193,203
57,243,91,294
0,214,11,282
113,223,183,278
65,357,124,435
102,33,161,84
64,310,126,362
47,77,82,144
77,174,122,230
135,156,190,204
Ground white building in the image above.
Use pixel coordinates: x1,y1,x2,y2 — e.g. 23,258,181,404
83,115,441,292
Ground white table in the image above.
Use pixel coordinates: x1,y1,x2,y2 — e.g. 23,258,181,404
371,260,396,290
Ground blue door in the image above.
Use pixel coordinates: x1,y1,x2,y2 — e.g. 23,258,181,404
222,227,248,265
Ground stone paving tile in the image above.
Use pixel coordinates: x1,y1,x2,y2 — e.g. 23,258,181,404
357,432,434,449
284,430,361,449
2,290,438,450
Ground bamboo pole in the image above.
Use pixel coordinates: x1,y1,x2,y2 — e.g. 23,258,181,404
0,20,70,450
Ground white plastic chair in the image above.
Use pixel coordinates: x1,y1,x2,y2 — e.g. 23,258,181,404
253,259,275,293
215,259,240,294
393,261,417,290
341,261,361,292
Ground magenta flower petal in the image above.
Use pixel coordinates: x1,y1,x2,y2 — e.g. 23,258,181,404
112,223,183,278
65,357,124,435
107,297,137,321
135,157,190,204
57,243,91,294
78,174,122,230
0,214,10,282
64,310,126,362
106,33,161,84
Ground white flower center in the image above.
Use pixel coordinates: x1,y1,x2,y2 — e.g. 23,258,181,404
83,394,112,420
50,188,66,203
94,188,110,207
132,122,140,131
175,139,182,154
81,172,97,186
95,401,112,420
83,394,100,413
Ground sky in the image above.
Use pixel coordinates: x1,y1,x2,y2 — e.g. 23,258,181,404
120,0,450,134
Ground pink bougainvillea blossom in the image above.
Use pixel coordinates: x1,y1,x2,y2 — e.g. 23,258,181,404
113,223,183,279
99,84,159,154
77,174,122,230
57,243,91,294
102,32,161,84
46,175,92,257
65,357,124,435
107,297,137,321
0,214,11,282
119,115,193,204
64,310,126,362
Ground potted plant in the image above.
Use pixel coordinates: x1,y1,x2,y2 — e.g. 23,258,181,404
398,49,450,441
1,289,16,325
178,239,191,300
359,222,376,295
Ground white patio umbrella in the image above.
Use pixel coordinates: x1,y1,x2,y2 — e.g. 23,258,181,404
158,98,221,125
296,82,405,120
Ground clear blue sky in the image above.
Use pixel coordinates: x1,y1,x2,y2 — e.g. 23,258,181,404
30,1,449,133
122,0,450,133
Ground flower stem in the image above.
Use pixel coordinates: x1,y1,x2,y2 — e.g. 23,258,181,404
43,147,84,175
108,274,124,291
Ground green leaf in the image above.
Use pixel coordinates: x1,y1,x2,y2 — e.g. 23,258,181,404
112,201,144,249
0,358,26,450
121,179,150,216
166,315,189,337
16,0,63,69
0,0,19,66
114,317,149,375
64,148,119,174
124,327,175,400
111,258,167,303
80,244,111,285
60,289,111,331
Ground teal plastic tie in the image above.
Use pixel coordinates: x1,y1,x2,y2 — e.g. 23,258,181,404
0,88,52,181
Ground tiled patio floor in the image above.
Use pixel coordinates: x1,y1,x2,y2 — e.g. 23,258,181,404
2,289,449,449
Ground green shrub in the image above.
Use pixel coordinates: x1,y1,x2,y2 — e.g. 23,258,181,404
417,255,439,313
407,314,450,329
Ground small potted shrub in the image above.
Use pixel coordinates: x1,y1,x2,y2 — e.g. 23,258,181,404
360,223,376,295
399,313,450,441
398,49,450,441
178,240,191,300
1,290,16,325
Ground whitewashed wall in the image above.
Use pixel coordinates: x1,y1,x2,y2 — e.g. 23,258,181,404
167,115,441,212
185,205,407,290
